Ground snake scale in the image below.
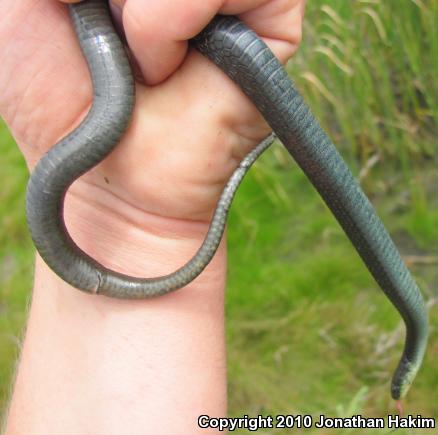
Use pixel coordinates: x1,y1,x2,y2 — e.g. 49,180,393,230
25,0,428,399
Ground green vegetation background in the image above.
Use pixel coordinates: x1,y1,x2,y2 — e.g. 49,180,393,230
1,0,437,433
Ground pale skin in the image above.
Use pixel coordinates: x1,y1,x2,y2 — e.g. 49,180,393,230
1,0,305,433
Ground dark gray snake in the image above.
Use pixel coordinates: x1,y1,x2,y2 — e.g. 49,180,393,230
25,0,428,400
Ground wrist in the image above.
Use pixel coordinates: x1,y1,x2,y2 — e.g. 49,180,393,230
62,177,227,294
7,175,228,434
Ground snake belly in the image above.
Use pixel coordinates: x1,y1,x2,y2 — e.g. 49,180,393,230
25,0,428,399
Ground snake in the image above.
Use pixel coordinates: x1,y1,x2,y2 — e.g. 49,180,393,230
25,0,428,400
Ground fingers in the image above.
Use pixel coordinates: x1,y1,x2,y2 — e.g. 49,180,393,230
238,0,305,63
59,0,305,84
108,0,305,85
121,0,221,84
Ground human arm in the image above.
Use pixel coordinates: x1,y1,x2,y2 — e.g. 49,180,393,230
1,0,304,433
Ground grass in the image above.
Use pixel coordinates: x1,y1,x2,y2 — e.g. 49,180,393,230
226,145,438,433
0,122,33,423
1,0,437,432
291,0,438,164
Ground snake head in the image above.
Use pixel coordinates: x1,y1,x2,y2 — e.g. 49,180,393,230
391,355,421,400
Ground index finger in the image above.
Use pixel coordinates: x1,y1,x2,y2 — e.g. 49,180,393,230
111,0,305,84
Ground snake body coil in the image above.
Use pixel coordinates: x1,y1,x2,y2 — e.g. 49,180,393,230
26,0,428,399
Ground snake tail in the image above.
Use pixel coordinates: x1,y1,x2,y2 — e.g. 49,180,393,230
25,0,428,399
26,0,275,299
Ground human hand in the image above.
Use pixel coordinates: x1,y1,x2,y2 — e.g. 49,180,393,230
2,2,305,431
0,0,305,279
